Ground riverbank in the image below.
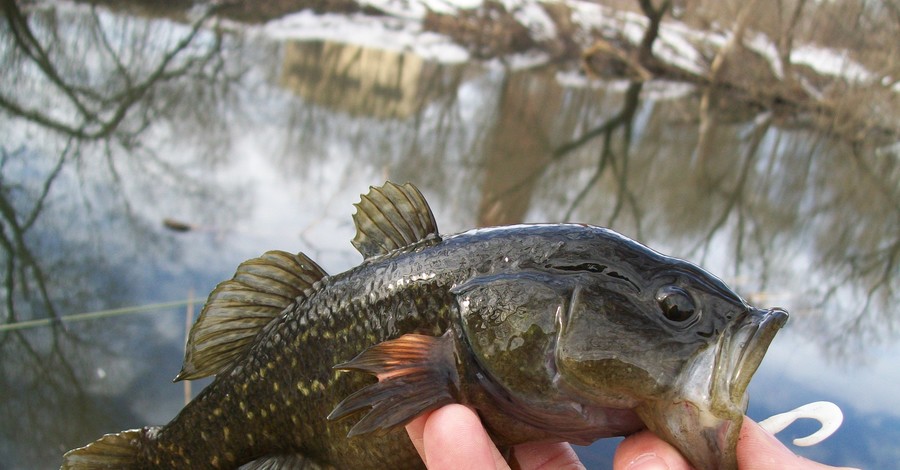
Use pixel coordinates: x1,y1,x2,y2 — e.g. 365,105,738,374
78,0,900,147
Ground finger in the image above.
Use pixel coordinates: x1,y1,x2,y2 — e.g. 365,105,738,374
421,404,509,470
511,441,585,470
405,411,432,463
612,429,693,470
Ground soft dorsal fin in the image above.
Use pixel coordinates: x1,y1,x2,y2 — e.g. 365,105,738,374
175,251,327,381
352,182,440,260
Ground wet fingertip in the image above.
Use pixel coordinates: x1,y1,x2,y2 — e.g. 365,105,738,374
511,442,584,470
626,453,669,470
614,431,691,470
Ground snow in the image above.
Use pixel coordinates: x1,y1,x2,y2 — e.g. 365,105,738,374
560,1,710,75
489,50,553,70
555,70,696,101
744,32,877,85
502,0,558,42
555,69,604,88
654,20,709,76
263,10,469,63
746,32,784,78
792,45,873,83
254,0,886,92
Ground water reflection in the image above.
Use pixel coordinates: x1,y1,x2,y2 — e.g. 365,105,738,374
1,3,242,467
477,67,581,227
281,41,443,118
274,38,470,185
1,1,241,320
1,2,897,469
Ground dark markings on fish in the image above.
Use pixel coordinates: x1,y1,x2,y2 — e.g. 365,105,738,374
62,181,787,470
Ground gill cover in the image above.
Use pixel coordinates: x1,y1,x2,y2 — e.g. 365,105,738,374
452,270,639,444
453,271,568,400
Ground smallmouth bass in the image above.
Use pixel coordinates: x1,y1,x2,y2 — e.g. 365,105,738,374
62,182,787,469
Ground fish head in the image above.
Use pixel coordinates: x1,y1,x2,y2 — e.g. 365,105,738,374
454,226,786,467
628,304,788,470
548,228,788,469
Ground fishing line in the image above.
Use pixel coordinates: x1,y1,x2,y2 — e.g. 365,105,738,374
0,299,193,332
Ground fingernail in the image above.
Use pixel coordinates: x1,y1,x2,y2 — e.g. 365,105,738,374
627,453,669,470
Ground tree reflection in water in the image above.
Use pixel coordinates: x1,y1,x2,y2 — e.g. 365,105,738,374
1,2,240,466
0,1,897,468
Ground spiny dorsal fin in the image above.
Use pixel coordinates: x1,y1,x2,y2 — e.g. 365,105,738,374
327,331,459,437
175,251,327,381
352,182,440,260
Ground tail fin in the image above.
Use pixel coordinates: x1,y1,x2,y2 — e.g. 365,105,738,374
61,428,147,469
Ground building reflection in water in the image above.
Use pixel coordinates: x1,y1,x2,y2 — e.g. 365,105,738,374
280,41,441,119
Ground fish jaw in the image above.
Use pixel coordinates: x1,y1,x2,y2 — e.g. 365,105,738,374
636,307,788,470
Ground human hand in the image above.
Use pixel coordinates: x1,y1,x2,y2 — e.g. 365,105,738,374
405,404,585,470
406,405,855,470
612,416,858,470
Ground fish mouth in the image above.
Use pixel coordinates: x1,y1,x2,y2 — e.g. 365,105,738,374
719,307,789,409
636,307,788,470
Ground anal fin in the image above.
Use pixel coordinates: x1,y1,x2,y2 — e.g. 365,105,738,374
239,453,323,470
61,429,145,469
328,331,460,437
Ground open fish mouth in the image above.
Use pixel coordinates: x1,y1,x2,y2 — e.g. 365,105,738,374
717,307,789,410
699,306,789,469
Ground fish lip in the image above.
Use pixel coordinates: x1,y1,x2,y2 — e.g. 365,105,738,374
718,307,789,409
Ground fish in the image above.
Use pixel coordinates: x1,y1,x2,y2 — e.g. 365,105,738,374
62,181,787,470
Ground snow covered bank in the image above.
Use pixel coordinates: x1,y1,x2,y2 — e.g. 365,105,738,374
211,0,900,143
254,0,890,95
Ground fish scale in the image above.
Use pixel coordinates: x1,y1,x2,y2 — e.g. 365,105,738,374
62,182,787,470
148,265,457,468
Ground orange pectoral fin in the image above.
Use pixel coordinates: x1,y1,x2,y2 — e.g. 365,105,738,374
328,331,461,437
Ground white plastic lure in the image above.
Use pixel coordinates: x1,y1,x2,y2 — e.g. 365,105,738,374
758,401,843,447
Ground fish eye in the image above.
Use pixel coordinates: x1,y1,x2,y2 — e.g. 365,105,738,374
656,286,697,323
